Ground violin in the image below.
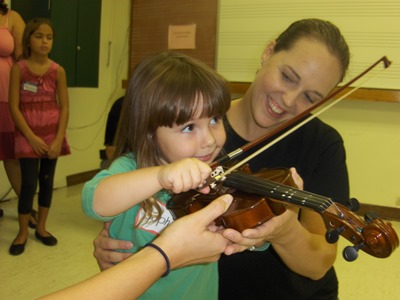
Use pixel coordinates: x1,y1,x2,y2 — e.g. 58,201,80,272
167,167,399,261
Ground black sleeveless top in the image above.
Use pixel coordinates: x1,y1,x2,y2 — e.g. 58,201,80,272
218,116,348,300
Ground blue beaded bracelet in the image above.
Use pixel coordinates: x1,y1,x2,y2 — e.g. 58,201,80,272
145,243,170,277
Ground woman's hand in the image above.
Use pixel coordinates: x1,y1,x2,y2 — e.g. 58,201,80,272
154,194,234,268
290,167,303,189
93,221,134,271
223,167,303,253
223,206,300,254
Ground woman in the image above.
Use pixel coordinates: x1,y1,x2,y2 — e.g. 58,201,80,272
217,18,349,299
93,18,350,300
0,0,38,227
0,1,24,208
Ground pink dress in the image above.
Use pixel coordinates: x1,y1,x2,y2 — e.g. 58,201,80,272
14,60,71,158
0,11,16,160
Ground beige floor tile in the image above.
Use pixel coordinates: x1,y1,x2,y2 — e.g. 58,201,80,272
0,184,101,299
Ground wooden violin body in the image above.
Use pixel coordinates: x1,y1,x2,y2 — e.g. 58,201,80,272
168,167,290,232
167,167,399,261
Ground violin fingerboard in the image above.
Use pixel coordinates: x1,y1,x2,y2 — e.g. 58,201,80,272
224,171,331,212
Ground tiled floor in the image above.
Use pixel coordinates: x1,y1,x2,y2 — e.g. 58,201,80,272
1,184,399,299
0,184,101,299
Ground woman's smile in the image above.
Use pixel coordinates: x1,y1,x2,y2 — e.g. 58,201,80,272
266,95,286,118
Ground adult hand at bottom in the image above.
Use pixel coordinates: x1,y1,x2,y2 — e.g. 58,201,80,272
154,194,234,269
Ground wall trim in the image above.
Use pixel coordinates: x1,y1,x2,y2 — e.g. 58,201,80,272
66,169,100,187
358,203,400,222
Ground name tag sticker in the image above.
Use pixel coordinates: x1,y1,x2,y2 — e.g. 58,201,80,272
23,82,38,93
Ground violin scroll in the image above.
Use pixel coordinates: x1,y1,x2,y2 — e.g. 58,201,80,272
322,203,399,261
342,218,399,262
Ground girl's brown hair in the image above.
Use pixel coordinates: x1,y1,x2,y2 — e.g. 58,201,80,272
22,18,54,58
114,51,231,222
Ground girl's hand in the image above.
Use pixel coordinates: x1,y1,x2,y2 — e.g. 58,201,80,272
157,158,212,194
48,139,63,159
28,135,49,156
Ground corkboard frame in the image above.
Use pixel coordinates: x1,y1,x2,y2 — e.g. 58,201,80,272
127,0,218,80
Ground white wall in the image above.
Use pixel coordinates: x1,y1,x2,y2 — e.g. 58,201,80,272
0,0,131,200
320,100,400,209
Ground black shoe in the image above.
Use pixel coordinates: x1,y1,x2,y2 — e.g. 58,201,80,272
28,210,38,229
9,239,27,256
35,231,58,246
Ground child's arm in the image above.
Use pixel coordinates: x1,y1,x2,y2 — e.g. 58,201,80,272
8,64,49,156
48,66,69,159
89,158,211,217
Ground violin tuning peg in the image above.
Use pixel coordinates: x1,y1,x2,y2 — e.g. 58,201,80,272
343,246,359,262
343,242,364,262
346,198,360,212
325,226,344,244
364,211,379,223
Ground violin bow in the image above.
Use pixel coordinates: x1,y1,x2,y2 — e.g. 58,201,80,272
208,56,392,181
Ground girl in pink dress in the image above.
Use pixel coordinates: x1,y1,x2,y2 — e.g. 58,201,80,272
8,18,70,255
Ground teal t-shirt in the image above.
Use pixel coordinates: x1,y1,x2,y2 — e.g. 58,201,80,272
82,153,218,299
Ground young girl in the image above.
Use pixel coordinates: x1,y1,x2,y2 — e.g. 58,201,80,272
8,18,70,256
82,51,231,299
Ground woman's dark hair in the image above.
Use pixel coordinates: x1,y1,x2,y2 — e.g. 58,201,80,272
0,0,9,15
275,18,350,81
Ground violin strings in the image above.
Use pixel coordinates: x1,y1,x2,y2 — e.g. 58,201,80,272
225,173,330,211
224,172,359,226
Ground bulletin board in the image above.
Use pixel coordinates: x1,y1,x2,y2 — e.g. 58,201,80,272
217,0,400,102
128,0,218,79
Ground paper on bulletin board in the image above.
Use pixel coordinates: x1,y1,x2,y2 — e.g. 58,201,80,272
168,24,196,49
